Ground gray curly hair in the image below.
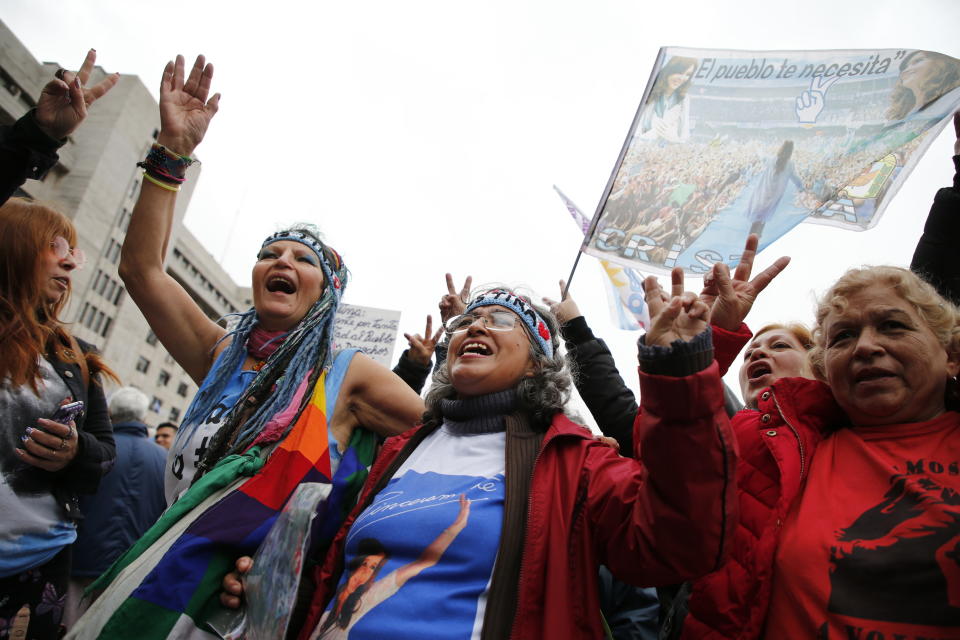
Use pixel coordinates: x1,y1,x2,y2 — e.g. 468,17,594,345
423,289,573,430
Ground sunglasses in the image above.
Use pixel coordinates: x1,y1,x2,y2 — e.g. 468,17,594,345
50,236,86,269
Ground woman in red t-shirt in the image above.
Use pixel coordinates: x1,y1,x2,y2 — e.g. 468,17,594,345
672,265,960,639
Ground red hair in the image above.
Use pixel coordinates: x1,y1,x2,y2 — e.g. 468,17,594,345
0,198,116,390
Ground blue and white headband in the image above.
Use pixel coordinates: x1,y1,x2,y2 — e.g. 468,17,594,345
465,289,554,358
260,230,344,298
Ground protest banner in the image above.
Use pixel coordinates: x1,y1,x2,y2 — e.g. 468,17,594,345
333,303,401,366
582,47,960,275
555,186,650,330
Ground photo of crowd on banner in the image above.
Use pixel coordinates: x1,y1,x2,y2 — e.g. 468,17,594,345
587,48,960,274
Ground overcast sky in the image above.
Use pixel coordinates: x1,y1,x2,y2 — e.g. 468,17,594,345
5,0,960,421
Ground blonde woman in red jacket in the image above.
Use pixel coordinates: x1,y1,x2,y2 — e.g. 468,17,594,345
670,265,960,639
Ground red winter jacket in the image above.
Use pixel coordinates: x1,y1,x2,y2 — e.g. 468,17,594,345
678,377,846,639
299,363,738,639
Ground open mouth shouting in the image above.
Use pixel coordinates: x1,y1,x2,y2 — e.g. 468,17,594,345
746,361,772,384
266,274,297,295
459,341,492,358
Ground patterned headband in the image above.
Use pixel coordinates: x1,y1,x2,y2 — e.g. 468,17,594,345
261,230,344,296
465,289,554,358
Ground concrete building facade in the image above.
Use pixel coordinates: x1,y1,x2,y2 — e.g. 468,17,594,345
1,20,251,425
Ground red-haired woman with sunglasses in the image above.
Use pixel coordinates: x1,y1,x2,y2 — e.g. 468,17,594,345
0,49,120,638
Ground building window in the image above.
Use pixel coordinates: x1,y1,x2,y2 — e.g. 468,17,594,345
177,382,189,397
135,356,150,373
168,406,181,422
107,239,122,264
113,286,125,306
150,396,162,413
79,302,92,327
100,316,112,338
146,330,158,346
92,310,106,334
158,370,171,386
129,179,140,199
81,302,105,332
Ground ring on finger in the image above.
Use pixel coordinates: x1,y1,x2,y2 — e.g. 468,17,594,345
55,68,67,81
59,437,68,451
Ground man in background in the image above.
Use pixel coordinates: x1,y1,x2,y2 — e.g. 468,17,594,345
65,388,166,628
154,422,178,450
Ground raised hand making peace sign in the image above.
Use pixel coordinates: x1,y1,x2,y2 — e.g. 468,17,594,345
643,267,710,347
36,49,119,140
438,273,472,323
700,234,790,332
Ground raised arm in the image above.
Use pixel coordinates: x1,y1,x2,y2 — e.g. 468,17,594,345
590,270,736,585
392,315,442,394
395,495,470,586
118,55,224,384
911,112,960,305
544,280,639,454
1,50,118,205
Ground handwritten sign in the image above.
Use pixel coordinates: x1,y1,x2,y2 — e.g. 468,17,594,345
333,303,401,366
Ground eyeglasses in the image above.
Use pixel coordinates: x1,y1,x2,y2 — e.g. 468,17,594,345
444,311,519,334
50,236,86,269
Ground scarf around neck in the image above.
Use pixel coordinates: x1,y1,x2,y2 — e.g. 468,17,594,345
438,390,517,435
247,326,288,361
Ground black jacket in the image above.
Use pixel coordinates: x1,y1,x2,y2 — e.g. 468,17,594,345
48,339,116,519
911,155,960,305
391,349,432,395
560,316,742,455
0,109,63,205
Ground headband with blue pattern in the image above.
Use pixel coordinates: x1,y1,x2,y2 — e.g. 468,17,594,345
465,289,554,358
261,230,344,298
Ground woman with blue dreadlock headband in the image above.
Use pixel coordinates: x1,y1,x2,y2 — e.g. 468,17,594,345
67,55,424,640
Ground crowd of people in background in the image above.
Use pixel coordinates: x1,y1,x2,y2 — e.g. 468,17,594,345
2,48,960,640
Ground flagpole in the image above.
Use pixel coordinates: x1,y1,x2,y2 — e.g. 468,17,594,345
562,250,583,299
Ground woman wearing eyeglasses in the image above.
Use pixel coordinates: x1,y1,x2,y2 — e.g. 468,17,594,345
220,284,736,639
0,197,117,639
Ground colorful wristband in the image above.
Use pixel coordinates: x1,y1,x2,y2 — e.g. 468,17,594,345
142,171,181,192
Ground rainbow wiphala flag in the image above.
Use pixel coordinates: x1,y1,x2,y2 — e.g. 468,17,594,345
68,351,376,640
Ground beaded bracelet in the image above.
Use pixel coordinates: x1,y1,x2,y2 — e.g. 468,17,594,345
136,143,197,186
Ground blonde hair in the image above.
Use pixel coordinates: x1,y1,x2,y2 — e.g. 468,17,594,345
754,322,814,350
809,266,960,380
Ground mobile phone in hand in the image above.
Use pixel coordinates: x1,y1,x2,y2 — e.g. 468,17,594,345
50,400,85,425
